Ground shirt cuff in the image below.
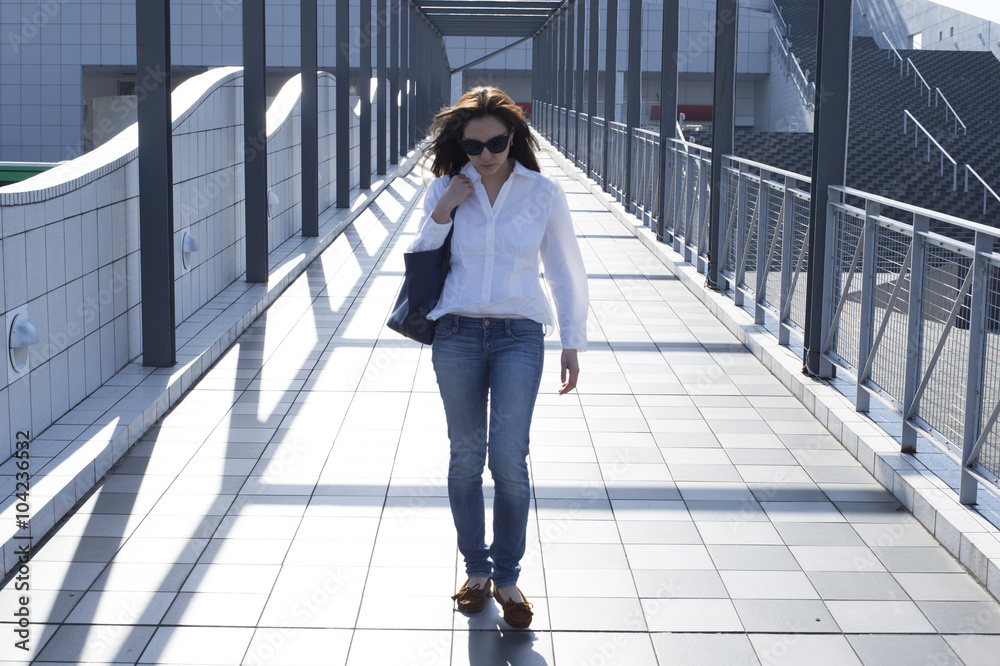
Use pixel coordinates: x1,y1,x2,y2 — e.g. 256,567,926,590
560,328,588,352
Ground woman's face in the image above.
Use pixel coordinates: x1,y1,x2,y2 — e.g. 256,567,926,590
461,115,511,177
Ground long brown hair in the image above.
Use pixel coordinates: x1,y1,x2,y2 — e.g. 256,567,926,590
423,86,541,177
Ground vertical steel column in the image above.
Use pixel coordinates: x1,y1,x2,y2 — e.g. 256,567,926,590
401,3,407,153
301,0,318,236
555,11,563,147
625,0,642,213
803,0,854,377
658,0,679,241
603,0,618,190
243,0,268,282
532,34,538,107
588,0,599,177
360,0,372,189
566,3,575,156
706,0,738,291
377,0,387,174
390,0,399,164
136,0,175,366
336,0,350,207
576,0,585,167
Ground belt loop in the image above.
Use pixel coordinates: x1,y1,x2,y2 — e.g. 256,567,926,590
504,319,512,336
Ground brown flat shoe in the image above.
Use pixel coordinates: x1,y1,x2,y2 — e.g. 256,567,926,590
452,578,491,613
493,586,533,629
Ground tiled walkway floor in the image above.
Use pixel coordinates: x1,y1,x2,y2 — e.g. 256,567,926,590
6,152,1000,665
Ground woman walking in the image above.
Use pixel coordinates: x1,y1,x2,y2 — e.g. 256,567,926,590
408,86,589,629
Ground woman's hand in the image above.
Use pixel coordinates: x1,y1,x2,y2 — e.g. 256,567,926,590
431,174,473,224
559,349,580,395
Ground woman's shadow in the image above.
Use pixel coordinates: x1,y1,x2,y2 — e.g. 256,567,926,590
462,609,551,665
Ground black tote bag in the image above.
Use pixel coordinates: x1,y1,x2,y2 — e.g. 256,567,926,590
386,207,456,344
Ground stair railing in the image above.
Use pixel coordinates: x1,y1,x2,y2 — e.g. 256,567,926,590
903,110,958,190
878,32,904,74
771,0,788,37
964,165,1000,215
770,26,815,110
934,88,968,136
905,58,933,105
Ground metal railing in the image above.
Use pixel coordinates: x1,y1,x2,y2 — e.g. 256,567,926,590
935,88,968,136
531,100,1000,506
606,120,629,204
903,110,958,190
630,128,661,228
719,155,813,343
567,109,579,163
825,186,1000,503
965,165,1000,215
906,57,933,105
875,31,905,73
770,26,816,110
771,0,788,37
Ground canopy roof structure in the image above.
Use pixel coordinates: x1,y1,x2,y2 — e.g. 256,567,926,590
414,0,564,37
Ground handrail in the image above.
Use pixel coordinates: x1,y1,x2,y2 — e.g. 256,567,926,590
906,58,933,105
964,165,1000,215
770,26,815,110
771,0,788,37
723,153,811,183
903,109,958,190
882,32,903,65
668,137,712,154
935,88,968,136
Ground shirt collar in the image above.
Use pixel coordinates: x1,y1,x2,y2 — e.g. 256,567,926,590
461,158,530,183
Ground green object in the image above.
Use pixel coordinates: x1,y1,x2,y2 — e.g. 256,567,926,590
0,162,57,187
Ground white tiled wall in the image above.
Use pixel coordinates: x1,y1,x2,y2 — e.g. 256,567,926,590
1,64,385,453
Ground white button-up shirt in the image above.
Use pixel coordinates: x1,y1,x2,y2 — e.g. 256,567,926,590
408,160,589,351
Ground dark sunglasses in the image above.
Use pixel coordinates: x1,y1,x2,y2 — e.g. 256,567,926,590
458,132,510,155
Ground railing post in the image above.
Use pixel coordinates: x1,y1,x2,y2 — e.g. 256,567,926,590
733,162,747,307
856,198,878,413
960,231,991,504
779,175,794,345
755,179,769,325
576,0,585,169
901,214,929,452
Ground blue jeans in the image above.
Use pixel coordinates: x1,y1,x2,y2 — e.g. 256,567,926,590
431,314,545,589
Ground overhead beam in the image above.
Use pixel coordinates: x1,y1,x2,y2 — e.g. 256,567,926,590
451,35,534,74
